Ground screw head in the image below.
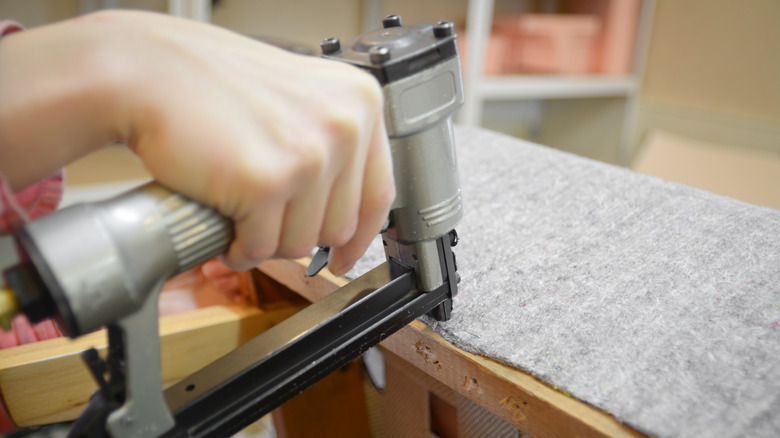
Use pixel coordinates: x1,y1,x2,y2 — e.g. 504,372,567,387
369,46,391,64
382,15,402,28
433,21,454,38
320,37,341,54
120,415,134,427
449,229,459,247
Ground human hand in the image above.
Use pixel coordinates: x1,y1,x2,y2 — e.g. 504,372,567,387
0,10,395,275
200,258,244,300
158,259,250,317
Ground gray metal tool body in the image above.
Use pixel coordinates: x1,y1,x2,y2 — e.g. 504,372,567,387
2,15,463,438
10,184,231,437
321,15,463,311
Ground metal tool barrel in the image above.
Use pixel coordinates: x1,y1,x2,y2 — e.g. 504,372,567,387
13,182,232,336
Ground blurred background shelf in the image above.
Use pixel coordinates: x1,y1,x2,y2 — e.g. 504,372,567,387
2,0,778,206
477,74,638,101
457,0,655,166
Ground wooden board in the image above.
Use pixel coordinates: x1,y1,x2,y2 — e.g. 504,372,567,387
257,258,645,438
364,346,518,438
0,303,299,426
272,359,370,438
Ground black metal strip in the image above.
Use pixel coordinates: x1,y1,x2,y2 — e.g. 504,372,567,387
161,258,453,438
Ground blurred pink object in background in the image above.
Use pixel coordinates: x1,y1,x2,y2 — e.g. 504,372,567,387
0,316,63,349
495,13,601,75
0,263,251,350
572,0,641,75
457,28,509,75
458,0,640,76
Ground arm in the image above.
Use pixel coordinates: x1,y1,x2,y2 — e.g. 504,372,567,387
0,10,394,274
0,20,63,230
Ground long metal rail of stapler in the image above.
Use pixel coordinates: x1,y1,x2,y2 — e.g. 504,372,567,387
0,15,463,438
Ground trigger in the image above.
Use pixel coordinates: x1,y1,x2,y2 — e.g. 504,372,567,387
306,247,330,277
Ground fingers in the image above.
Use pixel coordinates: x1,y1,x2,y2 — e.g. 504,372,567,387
224,197,286,271
277,187,330,258
208,274,243,300
231,76,389,272
317,141,364,248
223,111,392,275
202,258,234,279
201,258,243,302
328,114,395,276
276,143,336,258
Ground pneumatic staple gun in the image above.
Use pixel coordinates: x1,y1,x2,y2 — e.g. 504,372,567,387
0,15,463,438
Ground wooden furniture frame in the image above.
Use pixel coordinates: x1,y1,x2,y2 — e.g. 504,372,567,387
258,259,644,438
0,270,303,427
0,260,644,437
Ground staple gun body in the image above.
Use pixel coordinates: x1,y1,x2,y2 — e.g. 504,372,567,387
1,15,463,438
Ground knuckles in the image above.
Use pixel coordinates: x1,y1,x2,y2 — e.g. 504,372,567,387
217,57,388,270
324,112,361,158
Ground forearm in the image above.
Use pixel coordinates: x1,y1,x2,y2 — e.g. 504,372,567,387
0,15,128,191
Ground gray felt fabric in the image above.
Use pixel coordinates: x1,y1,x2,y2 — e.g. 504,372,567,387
348,126,780,438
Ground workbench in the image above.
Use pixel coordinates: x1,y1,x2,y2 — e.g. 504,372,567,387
1,126,778,437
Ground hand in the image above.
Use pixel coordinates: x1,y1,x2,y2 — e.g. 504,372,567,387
0,10,395,274
158,259,249,317
201,258,244,300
